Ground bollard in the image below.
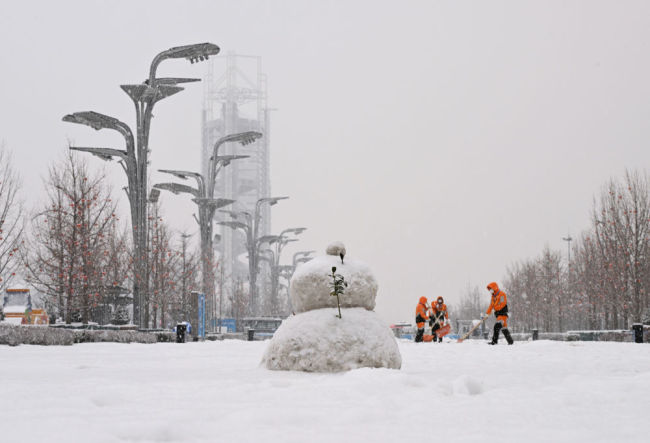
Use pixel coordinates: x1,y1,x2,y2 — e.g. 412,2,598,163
176,323,186,343
632,324,643,343
247,329,255,341
532,329,539,341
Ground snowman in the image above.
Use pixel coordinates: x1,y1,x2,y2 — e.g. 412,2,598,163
261,242,401,372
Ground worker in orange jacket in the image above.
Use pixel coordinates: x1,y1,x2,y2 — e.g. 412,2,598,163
429,296,448,343
486,282,514,345
414,296,430,342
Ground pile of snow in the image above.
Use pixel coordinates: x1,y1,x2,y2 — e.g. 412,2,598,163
263,242,400,372
289,252,378,312
262,308,401,372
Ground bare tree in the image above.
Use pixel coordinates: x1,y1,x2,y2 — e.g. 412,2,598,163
231,277,248,332
25,153,120,324
573,232,605,329
506,169,650,332
174,232,199,324
0,146,24,292
455,284,488,321
147,203,180,329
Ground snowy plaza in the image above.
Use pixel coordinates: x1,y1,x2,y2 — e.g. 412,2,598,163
2,339,649,443
2,2,650,442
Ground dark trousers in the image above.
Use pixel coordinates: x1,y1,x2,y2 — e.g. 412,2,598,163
491,322,514,345
431,323,442,342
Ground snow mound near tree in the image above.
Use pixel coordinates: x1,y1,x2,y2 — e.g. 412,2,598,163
290,254,377,313
261,307,401,372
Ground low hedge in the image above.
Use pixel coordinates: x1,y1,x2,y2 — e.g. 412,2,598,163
0,324,175,346
0,324,75,346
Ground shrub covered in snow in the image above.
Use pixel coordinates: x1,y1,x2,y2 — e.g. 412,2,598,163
0,324,75,346
511,330,638,342
0,324,171,346
74,329,158,344
262,308,401,372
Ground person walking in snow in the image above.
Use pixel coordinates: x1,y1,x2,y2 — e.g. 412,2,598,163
486,282,514,345
414,296,430,342
429,296,448,343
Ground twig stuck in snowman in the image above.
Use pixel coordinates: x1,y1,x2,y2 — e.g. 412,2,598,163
328,266,348,318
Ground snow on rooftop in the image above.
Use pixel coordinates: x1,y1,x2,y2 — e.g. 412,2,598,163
2,305,28,314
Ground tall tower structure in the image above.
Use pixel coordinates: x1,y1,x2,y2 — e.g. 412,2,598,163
202,53,271,315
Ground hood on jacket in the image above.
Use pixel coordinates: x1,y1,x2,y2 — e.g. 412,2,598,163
487,282,499,293
419,296,428,305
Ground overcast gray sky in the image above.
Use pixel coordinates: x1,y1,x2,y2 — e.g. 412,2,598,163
1,1,649,324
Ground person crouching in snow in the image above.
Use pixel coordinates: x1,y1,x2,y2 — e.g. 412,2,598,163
486,282,514,345
414,296,430,342
429,296,448,343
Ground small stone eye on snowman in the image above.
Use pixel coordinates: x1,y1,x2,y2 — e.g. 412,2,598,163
328,266,348,319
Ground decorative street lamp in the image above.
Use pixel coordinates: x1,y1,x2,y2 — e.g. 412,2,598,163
63,42,219,327
293,250,316,267
272,250,316,314
153,131,260,331
217,196,288,315
260,228,307,314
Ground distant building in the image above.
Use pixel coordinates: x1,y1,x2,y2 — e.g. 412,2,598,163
1,288,48,325
202,53,272,314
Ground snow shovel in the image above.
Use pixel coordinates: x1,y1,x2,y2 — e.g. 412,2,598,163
436,323,451,339
430,315,451,340
457,316,487,343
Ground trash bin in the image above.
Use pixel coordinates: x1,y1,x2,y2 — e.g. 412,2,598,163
247,329,255,341
176,323,187,343
632,323,643,343
532,329,539,341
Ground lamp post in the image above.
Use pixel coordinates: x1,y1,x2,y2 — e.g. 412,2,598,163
282,250,316,313
217,196,288,315
63,43,219,327
293,250,316,267
263,228,306,314
153,132,260,331
562,232,573,332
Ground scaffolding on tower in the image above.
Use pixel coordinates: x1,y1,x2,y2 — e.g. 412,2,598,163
202,52,272,321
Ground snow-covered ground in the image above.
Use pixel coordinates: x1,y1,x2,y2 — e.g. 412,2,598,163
1,339,649,443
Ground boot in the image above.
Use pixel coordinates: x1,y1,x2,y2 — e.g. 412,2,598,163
415,328,424,343
502,328,514,345
489,323,502,345
438,336,443,343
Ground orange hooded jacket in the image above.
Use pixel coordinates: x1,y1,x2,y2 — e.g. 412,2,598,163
431,301,448,325
415,296,429,329
486,282,509,327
